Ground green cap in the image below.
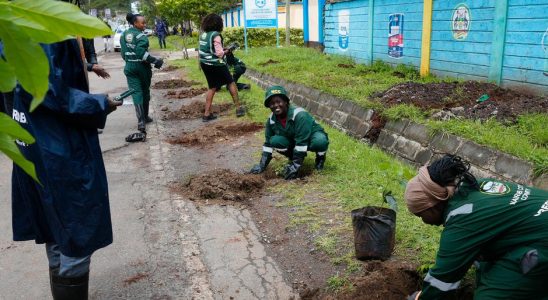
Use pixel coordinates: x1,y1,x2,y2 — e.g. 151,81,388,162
264,85,290,107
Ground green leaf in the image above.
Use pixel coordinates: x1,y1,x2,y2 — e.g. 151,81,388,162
0,22,49,109
0,113,35,143
0,57,16,92
8,0,111,39
0,132,39,182
0,6,71,44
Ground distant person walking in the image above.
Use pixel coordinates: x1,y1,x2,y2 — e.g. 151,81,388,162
155,18,168,49
198,13,246,121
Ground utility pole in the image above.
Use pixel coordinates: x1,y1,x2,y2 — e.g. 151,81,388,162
285,0,290,46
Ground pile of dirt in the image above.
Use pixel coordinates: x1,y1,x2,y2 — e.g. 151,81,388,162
337,63,355,69
167,119,263,145
372,81,548,122
164,101,233,120
326,261,420,300
364,111,387,142
184,169,265,201
164,88,208,99
152,79,199,89
259,59,279,66
161,65,180,72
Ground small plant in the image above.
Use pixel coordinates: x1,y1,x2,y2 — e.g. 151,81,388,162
326,274,352,292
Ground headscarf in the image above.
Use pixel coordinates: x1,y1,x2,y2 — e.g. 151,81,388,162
405,166,455,216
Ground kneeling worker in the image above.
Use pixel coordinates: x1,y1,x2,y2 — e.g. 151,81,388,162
250,86,329,179
405,155,548,300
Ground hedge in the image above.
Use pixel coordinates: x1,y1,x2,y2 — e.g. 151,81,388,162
222,27,304,48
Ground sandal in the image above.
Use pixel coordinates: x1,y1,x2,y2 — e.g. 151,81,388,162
202,114,218,122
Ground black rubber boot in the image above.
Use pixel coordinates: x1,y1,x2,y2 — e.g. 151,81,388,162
144,100,153,123
134,104,146,133
51,270,89,300
315,153,326,170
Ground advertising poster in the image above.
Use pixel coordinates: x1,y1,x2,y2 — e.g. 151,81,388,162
244,0,277,28
338,10,350,51
388,13,404,58
452,4,471,40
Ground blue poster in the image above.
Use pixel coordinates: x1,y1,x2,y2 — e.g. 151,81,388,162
388,13,404,58
338,10,350,51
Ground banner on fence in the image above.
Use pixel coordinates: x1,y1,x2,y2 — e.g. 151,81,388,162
388,13,404,59
338,10,350,51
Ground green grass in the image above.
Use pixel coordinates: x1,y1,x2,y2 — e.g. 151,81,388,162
149,35,198,52
171,57,443,268
237,47,547,173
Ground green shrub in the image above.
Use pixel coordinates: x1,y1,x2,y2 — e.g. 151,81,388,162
222,27,304,47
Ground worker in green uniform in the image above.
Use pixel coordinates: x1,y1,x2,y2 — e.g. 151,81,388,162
121,13,163,134
404,155,548,300
225,51,250,91
249,86,329,180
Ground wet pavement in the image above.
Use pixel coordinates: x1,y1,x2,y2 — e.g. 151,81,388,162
0,51,295,299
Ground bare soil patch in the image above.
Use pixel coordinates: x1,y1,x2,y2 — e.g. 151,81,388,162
161,65,180,72
364,111,388,142
373,81,548,122
163,101,233,120
184,169,266,201
152,79,200,89
337,63,355,69
259,59,279,66
164,88,208,99
167,119,263,145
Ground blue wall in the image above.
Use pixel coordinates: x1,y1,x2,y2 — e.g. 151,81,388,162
323,0,548,94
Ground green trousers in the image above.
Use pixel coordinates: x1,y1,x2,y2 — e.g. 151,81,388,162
269,131,329,154
475,246,548,299
124,63,152,108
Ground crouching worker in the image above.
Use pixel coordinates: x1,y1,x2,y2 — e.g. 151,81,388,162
405,155,548,300
250,86,329,179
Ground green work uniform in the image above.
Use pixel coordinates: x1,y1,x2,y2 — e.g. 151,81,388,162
120,27,157,131
199,31,225,66
263,105,329,157
419,179,548,300
226,53,246,84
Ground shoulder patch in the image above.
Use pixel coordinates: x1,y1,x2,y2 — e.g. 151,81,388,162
125,33,133,43
201,32,207,39
480,181,511,195
136,33,145,39
292,107,306,121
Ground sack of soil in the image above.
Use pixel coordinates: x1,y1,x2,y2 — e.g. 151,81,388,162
351,204,396,261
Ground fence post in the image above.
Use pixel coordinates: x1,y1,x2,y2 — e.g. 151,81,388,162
420,0,433,76
303,0,309,43
368,0,375,65
488,0,509,84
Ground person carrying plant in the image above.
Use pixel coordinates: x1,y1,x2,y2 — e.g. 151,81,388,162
198,13,246,122
405,155,548,300
249,86,329,179
225,50,250,91
121,13,163,136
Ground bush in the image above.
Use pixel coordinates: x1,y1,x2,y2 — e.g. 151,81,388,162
222,27,304,47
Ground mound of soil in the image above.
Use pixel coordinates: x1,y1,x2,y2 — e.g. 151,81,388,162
337,63,355,69
327,261,420,300
373,81,548,122
164,88,208,99
168,119,263,146
152,79,199,89
164,101,233,120
161,65,180,72
259,59,279,66
185,169,265,201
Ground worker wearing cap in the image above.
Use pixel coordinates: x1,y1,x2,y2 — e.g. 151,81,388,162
249,86,329,179
405,155,548,300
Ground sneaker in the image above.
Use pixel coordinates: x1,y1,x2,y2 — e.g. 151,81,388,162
236,106,247,117
202,114,218,122
237,83,251,90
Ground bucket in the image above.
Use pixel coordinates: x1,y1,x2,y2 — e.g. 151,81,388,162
351,206,396,261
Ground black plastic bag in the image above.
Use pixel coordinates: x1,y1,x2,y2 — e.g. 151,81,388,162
351,206,396,261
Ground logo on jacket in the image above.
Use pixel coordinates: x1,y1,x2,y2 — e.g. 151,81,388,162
480,181,510,195
125,33,133,43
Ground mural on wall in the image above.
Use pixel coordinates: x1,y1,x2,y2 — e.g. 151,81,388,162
338,10,350,51
452,4,471,40
543,26,548,76
388,13,404,58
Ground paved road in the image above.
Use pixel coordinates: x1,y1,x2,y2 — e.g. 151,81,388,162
0,51,294,299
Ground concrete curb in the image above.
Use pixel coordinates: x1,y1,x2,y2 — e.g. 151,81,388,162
244,68,545,188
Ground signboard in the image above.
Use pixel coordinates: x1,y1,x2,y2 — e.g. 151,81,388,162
452,4,471,40
388,13,404,58
105,8,111,19
338,10,350,51
89,8,97,17
244,0,277,28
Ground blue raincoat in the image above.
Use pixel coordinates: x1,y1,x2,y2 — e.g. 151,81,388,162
9,39,113,257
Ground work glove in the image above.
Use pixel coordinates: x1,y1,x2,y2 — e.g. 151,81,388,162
407,291,421,300
249,151,272,174
284,152,306,180
153,58,164,69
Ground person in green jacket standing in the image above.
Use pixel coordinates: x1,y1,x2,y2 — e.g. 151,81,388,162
121,13,163,134
250,86,329,180
405,155,548,300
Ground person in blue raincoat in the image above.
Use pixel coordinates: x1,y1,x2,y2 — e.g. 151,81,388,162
5,38,120,299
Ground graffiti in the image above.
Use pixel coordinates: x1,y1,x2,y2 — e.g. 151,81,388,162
338,10,350,51
452,4,471,41
388,13,404,58
543,26,548,76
